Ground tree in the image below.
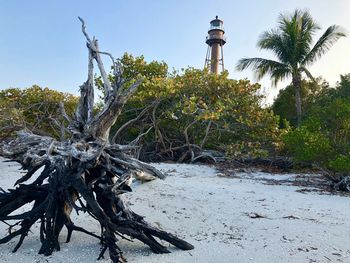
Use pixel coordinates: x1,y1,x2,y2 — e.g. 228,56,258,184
272,78,329,127
236,9,346,126
283,74,350,191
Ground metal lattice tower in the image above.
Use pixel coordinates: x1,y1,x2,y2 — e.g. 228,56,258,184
204,16,226,74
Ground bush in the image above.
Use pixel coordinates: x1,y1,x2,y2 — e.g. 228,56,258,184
0,86,78,140
272,78,329,128
282,127,332,165
328,155,350,173
282,74,350,173
105,54,284,161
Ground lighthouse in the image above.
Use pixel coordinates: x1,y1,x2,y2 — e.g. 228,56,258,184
204,16,226,74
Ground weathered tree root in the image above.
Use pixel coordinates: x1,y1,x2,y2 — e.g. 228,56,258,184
0,133,193,262
0,17,193,263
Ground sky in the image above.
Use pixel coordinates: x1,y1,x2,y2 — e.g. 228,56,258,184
0,0,349,104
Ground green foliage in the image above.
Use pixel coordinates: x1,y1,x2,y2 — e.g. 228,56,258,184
282,74,350,173
108,54,283,160
328,155,350,173
119,53,168,81
0,86,78,140
95,53,168,100
272,78,329,127
283,127,332,164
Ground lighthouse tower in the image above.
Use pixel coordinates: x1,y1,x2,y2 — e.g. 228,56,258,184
204,16,226,74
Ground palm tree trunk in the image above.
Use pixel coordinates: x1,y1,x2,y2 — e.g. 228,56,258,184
292,75,302,127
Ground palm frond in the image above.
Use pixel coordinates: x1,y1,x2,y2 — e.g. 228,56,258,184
270,66,292,86
278,9,320,66
299,66,316,83
257,30,290,64
303,25,347,65
237,9,345,89
236,57,290,83
296,11,320,60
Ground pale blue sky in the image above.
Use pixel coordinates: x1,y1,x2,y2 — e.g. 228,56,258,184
0,0,349,103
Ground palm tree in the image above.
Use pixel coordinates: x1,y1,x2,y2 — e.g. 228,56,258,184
236,9,346,126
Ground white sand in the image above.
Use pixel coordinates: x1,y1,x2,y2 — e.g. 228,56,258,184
0,159,349,263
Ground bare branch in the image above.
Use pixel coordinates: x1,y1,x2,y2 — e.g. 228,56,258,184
78,17,112,100
184,120,198,147
78,17,92,44
59,102,72,123
200,120,212,149
129,126,153,146
112,101,157,143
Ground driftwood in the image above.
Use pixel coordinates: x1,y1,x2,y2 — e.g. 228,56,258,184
318,167,350,192
0,18,193,262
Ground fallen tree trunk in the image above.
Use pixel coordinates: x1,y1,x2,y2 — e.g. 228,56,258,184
0,18,193,263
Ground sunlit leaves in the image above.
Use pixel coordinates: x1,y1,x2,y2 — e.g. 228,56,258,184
107,54,282,158
0,86,78,139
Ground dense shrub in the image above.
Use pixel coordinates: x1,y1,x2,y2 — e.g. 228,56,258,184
108,54,283,161
282,74,350,173
0,85,78,140
272,79,329,128
282,127,332,165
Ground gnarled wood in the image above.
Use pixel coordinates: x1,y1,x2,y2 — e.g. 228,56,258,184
0,18,193,263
